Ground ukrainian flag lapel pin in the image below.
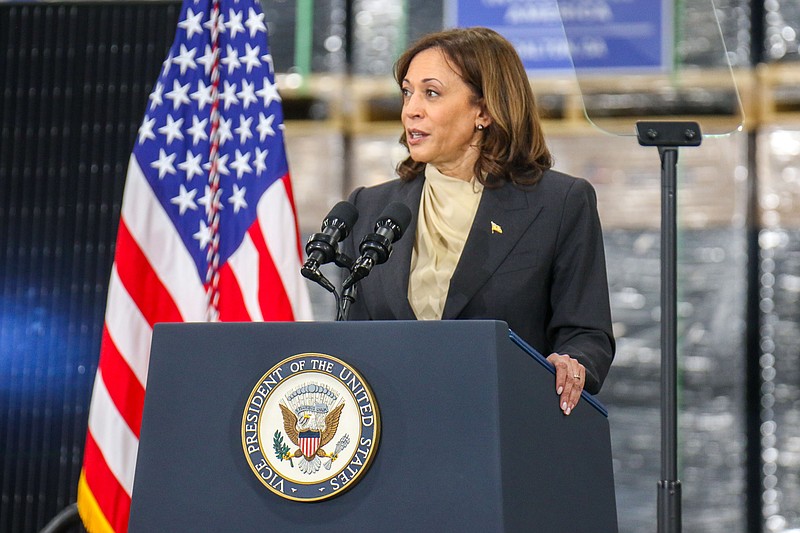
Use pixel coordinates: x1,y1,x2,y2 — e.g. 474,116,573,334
491,221,503,234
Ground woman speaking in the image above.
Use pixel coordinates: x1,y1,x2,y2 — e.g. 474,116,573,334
343,27,614,415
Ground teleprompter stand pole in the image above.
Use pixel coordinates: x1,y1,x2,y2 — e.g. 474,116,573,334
635,121,702,533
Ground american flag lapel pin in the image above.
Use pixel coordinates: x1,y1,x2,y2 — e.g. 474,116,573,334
491,221,503,234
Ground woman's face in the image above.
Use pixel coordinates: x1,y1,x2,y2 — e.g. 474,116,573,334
401,48,488,181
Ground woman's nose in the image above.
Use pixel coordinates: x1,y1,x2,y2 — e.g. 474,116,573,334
404,93,423,119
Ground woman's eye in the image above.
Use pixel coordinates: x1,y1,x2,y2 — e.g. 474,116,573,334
426,89,439,97
401,88,411,97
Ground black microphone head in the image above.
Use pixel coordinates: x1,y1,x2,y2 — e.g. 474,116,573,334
376,202,412,240
322,201,359,238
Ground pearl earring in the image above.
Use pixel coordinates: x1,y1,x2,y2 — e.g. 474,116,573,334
476,124,485,131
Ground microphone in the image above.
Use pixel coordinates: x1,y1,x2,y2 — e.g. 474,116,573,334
301,201,359,292
342,202,412,290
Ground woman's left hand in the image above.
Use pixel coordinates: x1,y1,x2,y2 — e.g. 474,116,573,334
546,353,586,416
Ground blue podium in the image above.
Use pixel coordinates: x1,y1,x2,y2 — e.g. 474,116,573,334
128,320,617,532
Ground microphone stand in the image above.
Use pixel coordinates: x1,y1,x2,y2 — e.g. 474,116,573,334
338,284,357,321
636,121,702,533
333,252,356,321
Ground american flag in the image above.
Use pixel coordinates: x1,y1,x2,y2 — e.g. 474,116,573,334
77,0,312,530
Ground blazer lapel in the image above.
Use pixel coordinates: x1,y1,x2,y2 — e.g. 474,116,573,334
442,182,543,319
371,177,424,320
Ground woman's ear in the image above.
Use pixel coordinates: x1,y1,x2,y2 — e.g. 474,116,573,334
477,106,493,129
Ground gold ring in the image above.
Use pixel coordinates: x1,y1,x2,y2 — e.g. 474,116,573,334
573,374,580,379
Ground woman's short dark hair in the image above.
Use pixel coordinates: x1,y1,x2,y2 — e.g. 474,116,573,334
393,27,553,187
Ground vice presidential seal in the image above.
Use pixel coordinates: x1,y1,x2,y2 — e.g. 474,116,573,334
241,353,380,502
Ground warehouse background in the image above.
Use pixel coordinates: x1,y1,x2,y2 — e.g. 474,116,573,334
1,1,799,532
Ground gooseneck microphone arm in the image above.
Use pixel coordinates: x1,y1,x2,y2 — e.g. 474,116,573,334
341,202,412,292
301,201,359,293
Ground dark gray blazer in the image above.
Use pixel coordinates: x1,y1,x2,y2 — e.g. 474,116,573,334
342,169,614,394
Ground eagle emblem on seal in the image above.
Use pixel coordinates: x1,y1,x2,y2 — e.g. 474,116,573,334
275,382,348,474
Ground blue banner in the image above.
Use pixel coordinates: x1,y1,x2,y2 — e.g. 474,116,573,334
447,0,671,73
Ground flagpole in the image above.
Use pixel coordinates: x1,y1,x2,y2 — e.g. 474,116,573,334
204,0,223,321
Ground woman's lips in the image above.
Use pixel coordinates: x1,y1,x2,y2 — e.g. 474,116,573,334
407,129,428,146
